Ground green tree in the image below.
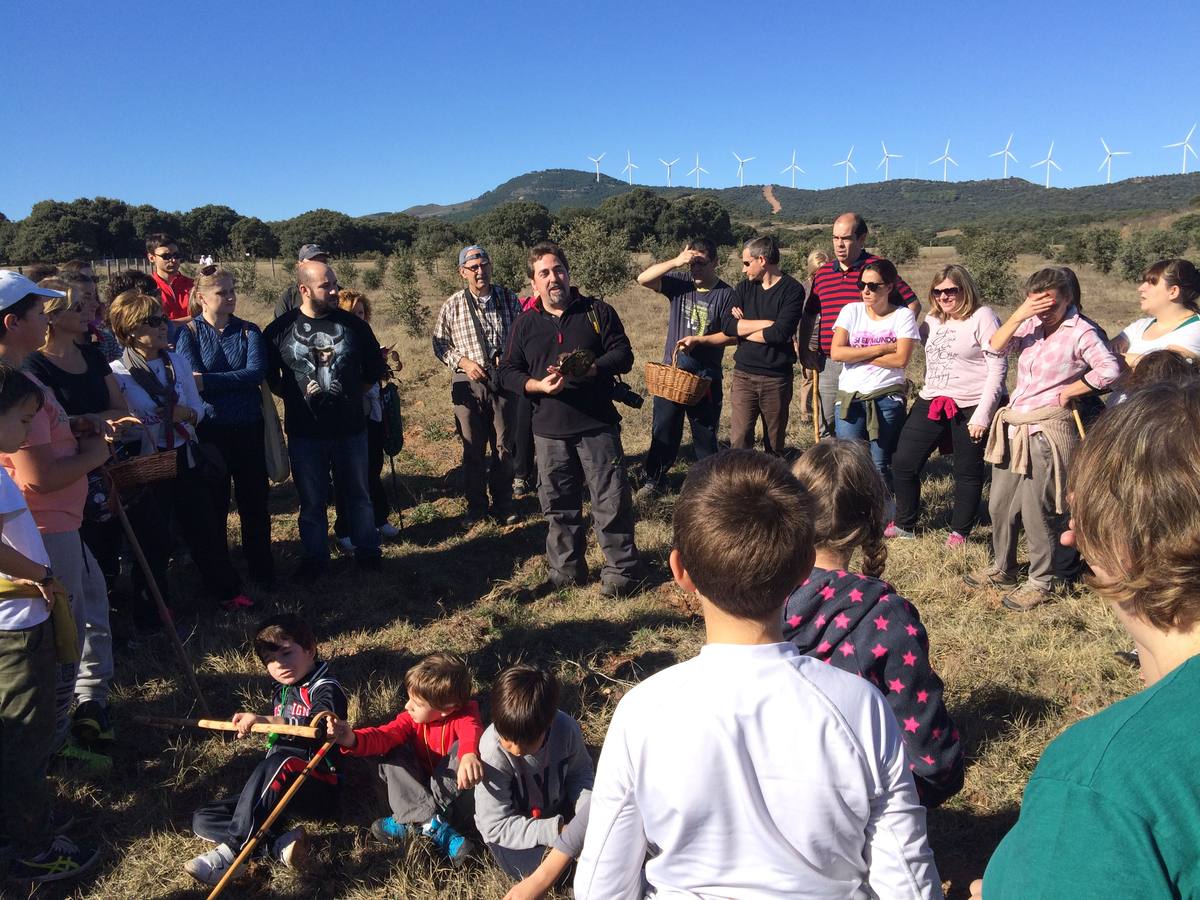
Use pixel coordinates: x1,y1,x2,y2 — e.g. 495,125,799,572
960,233,1018,306
1087,228,1122,274
413,220,467,274
0,213,13,264
597,188,668,249
272,208,360,259
549,218,632,298
10,201,100,261
386,250,427,337
129,204,183,246
1172,213,1200,247
361,267,384,290
371,213,419,251
181,204,241,253
229,217,280,258
488,242,529,295
654,196,734,246
471,201,553,248
874,228,920,265
1056,231,1090,265
1118,230,1191,282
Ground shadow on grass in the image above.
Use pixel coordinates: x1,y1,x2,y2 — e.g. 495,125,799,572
926,805,1019,899
952,683,1060,763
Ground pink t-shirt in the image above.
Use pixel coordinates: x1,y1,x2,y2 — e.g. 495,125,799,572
0,375,88,534
918,306,1008,429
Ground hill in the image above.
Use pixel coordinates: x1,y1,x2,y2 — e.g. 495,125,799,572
399,168,1200,231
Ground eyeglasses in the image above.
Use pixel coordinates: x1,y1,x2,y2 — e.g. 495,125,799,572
857,281,887,293
931,287,961,299
462,263,489,273
139,315,169,328
154,252,182,261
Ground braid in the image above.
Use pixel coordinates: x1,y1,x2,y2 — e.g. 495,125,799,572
860,535,888,579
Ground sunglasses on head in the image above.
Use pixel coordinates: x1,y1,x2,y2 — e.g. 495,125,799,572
140,315,168,328
857,281,887,293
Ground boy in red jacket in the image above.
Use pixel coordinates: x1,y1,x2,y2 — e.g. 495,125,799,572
330,652,483,865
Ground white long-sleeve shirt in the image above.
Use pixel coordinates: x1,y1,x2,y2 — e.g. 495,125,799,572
574,642,943,900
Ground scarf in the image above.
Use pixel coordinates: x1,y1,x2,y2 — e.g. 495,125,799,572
121,347,179,450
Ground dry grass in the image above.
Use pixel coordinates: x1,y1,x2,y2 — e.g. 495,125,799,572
39,247,1144,899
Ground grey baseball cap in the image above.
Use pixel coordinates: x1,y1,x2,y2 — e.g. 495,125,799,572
298,244,329,262
458,245,490,267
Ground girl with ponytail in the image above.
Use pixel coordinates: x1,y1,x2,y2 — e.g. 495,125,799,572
784,438,963,807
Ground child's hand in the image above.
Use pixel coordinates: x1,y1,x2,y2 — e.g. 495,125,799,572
231,712,259,738
457,752,483,789
329,717,357,748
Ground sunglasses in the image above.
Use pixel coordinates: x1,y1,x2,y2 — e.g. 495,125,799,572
462,263,489,273
858,281,888,293
154,252,182,261
932,287,961,299
139,315,169,328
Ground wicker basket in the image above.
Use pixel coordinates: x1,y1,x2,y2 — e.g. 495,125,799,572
106,449,179,493
645,349,712,406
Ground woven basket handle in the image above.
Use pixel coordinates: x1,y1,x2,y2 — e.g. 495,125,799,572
671,346,682,369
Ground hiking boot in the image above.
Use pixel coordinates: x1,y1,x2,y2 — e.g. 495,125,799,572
1002,582,1054,612
600,578,639,599
370,816,416,844
963,568,1019,590
884,522,915,540
335,536,356,555
421,814,473,867
7,835,100,884
634,480,667,503
71,700,114,747
271,827,308,870
493,507,520,526
945,531,968,549
378,522,401,540
53,742,113,779
184,843,242,886
512,477,532,499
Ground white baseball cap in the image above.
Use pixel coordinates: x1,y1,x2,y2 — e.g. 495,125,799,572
0,270,65,312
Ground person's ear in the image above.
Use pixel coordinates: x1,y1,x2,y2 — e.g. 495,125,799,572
669,548,696,593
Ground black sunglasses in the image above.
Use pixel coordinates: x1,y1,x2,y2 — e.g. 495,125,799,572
140,315,169,328
154,252,182,261
857,281,888,293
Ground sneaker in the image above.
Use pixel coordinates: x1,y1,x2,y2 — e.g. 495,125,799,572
1002,582,1053,612
336,536,356,555
512,477,532,499
52,742,113,779
634,480,666,503
963,568,1019,590
1114,647,1140,667
271,827,308,871
184,843,241,886
221,593,255,613
421,814,473,867
884,522,915,540
945,532,968,549
370,816,416,844
7,835,100,884
493,508,520,526
71,700,114,747
378,522,401,540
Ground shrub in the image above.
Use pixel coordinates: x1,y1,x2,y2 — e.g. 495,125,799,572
361,267,383,290
386,251,426,338
548,218,632,299
959,233,1018,307
1087,228,1122,274
875,228,919,265
1118,230,1192,282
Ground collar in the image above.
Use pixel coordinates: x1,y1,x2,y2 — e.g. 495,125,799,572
535,287,584,316
285,658,326,690
834,251,871,274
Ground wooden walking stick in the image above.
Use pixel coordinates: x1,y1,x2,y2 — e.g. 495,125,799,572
811,369,821,444
135,715,322,740
207,711,336,899
1070,403,1087,439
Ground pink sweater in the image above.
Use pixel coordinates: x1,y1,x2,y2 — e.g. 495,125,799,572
918,306,1008,429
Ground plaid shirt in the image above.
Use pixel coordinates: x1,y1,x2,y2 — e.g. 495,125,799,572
1001,307,1119,414
432,285,522,374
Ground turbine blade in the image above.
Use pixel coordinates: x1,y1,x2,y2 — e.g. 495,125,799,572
948,157,958,166
1189,123,1198,141
699,167,708,174
989,149,1004,157
847,161,857,172
746,157,755,162
1113,151,1130,156
1008,152,1018,162
1098,158,1108,172
1101,138,1110,153
798,167,805,174
1166,141,1184,148
1050,160,1062,171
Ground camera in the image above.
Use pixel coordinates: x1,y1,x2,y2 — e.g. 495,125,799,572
612,379,645,409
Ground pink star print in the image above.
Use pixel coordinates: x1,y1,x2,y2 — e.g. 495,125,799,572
836,570,848,578
932,727,942,739
905,624,919,637
902,652,917,667
816,614,827,628
880,593,892,602
816,641,832,655
888,678,904,693
849,588,864,603
787,614,803,628
839,642,855,658
903,717,919,733
921,755,936,766
917,691,929,704
834,613,851,629
873,615,889,631
820,585,836,601
871,643,887,658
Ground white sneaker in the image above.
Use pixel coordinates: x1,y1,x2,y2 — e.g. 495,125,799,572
336,536,355,554
272,827,308,870
378,523,401,539
184,843,240,885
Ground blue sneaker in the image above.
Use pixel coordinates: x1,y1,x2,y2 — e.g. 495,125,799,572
370,816,415,844
421,814,474,867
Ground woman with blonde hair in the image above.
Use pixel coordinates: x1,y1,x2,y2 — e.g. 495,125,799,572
889,264,1007,546
795,249,829,422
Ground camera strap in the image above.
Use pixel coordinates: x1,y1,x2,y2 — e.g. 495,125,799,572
462,289,501,375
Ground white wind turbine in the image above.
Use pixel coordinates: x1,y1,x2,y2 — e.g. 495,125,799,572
781,149,805,188
1098,138,1130,184
833,145,856,186
621,149,638,185
1031,141,1061,188
877,141,902,181
659,157,680,187
733,152,755,187
687,153,709,188
929,140,958,182
1165,124,1198,174
990,134,1017,178
586,152,605,183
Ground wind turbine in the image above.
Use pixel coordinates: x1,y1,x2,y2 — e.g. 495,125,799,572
1031,141,1061,188
833,146,856,187
929,140,958,182
621,149,638,186
1098,138,1130,185
989,134,1017,178
877,141,902,181
586,152,605,183
687,153,708,188
733,152,755,187
659,157,680,187
1165,124,1198,174
780,149,805,188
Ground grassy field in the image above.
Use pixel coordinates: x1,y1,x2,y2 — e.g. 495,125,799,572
41,246,1145,899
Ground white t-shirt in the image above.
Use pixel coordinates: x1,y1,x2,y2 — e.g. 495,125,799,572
833,302,921,395
1118,315,1200,357
0,468,51,630
575,642,942,900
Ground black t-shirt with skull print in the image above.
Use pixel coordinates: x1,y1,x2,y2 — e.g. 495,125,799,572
263,307,388,438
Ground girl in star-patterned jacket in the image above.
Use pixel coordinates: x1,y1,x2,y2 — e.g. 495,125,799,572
785,439,964,807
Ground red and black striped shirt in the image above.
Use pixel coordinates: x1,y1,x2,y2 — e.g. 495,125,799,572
805,253,918,355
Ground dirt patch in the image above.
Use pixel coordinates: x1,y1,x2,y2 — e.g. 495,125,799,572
763,184,782,214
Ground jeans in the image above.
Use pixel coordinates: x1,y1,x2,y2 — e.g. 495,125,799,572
643,376,722,485
335,418,391,535
834,393,907,491
817,357,843,438
289,430,381,564
891,397,987,535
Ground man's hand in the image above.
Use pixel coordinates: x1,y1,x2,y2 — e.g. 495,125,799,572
533,370,565,396
231,712,260,738
675,247,705,268
456,751,483,789
33,577,67,612
460,358,489,383
329,717,357,749
676,335,702,353
731,306,744,320
799,348,824,371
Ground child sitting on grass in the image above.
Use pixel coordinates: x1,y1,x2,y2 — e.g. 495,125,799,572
475,664,593,899
329,651,483,866
185,613,348,886
0,363,100,885
787,438,964,807
575,449,941,898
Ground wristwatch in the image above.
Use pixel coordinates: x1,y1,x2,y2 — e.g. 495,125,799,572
38,565,54,585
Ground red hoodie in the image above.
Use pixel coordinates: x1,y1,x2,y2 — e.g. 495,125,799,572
342,700,483,776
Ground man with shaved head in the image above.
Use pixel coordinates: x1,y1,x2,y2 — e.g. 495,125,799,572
800,213,921,436
263,259,388,579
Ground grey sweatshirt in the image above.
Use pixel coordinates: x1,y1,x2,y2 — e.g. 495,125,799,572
474,710,594,856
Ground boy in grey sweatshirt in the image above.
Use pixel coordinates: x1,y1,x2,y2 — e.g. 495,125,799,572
475,665,593,898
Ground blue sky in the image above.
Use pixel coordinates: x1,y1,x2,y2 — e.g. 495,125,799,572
3,0,1198,221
